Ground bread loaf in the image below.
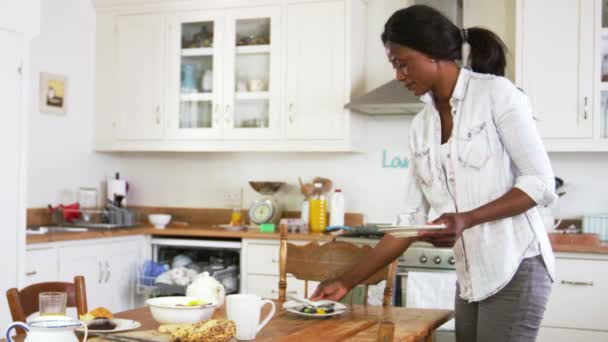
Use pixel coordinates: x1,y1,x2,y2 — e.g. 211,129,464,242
159,319,236,342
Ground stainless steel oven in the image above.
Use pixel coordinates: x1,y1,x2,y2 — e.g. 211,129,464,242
397,244,456,342
337,236,456,342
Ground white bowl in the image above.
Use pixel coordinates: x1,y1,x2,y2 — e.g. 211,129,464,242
148,214,171,229
146,296,216,324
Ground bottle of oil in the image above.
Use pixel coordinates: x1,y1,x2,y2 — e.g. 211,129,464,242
309,182,327,233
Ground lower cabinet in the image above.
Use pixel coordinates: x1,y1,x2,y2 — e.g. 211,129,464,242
241,239,320,299
537,253,608,341
26,236,146,314
25,247,59,286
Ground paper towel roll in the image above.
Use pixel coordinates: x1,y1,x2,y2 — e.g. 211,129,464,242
107,179,127,206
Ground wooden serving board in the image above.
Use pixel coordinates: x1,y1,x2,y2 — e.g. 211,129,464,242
88,330,170,342
88,330,237,342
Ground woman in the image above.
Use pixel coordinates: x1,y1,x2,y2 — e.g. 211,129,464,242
311,5,555,342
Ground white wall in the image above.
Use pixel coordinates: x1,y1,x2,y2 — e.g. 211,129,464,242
27,0,120,208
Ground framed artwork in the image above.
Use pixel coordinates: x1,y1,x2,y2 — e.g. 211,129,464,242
39,72,67,115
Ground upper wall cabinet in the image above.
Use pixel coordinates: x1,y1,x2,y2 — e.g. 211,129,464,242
93,0,367,152
516,0,608,151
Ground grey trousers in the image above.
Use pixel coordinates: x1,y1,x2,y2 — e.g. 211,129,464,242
455,255,552,342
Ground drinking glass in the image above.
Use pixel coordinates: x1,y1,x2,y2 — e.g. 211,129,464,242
39,292,67,316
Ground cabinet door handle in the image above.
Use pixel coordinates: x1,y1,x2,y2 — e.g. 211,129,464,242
26,271,37,276
104,260,111,283
271,258,278,263
213,104,220,126
288,103,294,124
561,280,593,286
155,105,161,124
583,96,588,120
98,261,104,284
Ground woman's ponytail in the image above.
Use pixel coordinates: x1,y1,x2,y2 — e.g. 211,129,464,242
463,27,507,76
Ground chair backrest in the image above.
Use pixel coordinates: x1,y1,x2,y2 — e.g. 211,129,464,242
278,224,397,306
6,275,88,324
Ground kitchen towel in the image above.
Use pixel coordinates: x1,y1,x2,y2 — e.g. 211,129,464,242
406,271,457,330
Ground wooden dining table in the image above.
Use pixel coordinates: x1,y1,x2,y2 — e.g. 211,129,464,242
4,302,452,342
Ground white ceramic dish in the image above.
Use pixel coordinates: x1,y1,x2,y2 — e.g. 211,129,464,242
77,318,141,334
377,224,447,238
282,300,347,318
146,296,216,324
148,214,172,229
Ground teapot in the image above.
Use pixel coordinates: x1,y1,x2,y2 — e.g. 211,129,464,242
5,316,87,342
186,271,225,307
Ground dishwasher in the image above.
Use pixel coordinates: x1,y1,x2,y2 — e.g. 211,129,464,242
138,238,242,298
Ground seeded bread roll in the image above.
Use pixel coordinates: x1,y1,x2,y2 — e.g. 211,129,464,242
159,319,236,342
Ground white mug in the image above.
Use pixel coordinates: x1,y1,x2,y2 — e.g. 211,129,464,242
226,294,275,340
248,79,265,92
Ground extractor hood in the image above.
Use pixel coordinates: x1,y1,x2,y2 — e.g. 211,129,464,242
344,80,423,115
345,0,462,115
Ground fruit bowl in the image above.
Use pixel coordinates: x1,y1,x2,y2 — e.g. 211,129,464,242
248,181,285,195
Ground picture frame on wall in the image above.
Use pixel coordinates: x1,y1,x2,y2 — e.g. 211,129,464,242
39,72,67,115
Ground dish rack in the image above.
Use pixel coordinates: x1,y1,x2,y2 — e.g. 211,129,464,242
583,214,608,241
136,265,239,297
50,206,139,229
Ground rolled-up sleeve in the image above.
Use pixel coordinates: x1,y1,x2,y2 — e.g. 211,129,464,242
491,78,557,206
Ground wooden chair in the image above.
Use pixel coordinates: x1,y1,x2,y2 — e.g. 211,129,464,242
376,320,395,342
278,224,398,306
6,275,88,333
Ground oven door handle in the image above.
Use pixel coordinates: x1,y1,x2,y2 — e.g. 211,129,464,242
396,271,408,277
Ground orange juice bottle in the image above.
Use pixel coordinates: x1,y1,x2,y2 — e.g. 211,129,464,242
309,182,327,233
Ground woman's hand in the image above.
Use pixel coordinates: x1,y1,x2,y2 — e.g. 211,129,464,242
419,212,474,247
309,278,351,302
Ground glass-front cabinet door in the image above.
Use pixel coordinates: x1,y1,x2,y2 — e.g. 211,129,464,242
167,12,223,139
600,0,608,139
222,7,281,139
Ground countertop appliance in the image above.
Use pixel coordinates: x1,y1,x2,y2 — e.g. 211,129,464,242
336,230,456,342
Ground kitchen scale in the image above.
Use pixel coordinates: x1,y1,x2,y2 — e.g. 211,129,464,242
248,181,285,226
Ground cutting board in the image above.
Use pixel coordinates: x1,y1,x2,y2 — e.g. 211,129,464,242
88,330,237,342
88,330,170,342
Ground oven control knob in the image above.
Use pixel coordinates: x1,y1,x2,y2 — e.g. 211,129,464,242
419,255,428,264
448,256,456,265
433,256,442,264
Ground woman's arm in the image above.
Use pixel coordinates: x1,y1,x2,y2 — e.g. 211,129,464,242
310,235,419,301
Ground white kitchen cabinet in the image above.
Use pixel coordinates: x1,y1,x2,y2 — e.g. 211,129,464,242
25,247,59,287
537,253,608,341
55,236,145,313
538,327,608,342
115,13,166,141
94,0,366,152
285,1,346,140
516,0,608,151
166,7,281,140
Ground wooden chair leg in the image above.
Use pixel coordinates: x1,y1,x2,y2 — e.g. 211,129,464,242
376,320,394,342
424,333,433,342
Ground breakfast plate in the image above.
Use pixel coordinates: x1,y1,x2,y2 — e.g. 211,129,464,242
78,318,141,334
283,300,347,318
377,224,447,238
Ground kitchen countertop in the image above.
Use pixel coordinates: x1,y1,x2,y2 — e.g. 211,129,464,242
26,225,608,255
26,224,334,245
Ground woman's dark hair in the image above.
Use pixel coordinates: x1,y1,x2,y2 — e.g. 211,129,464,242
381,5,507,76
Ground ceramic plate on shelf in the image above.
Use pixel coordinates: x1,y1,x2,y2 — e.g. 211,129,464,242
78,318,141,334
283,300,347,318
